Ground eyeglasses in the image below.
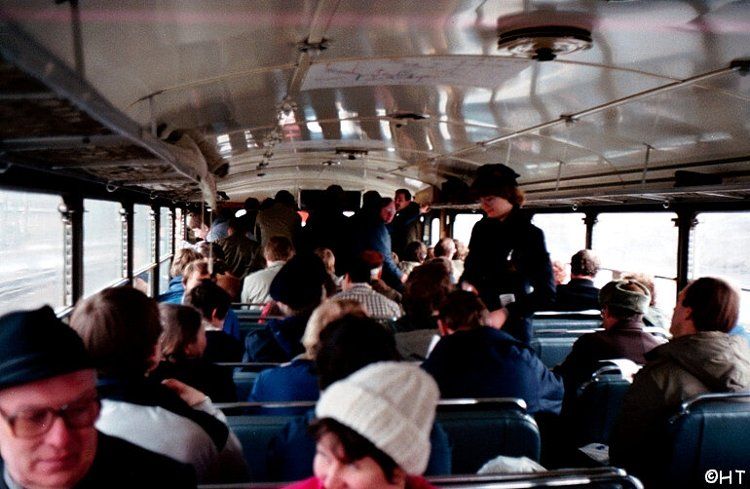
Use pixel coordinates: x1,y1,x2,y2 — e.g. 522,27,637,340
0,392,100,439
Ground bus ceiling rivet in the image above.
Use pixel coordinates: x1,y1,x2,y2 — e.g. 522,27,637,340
663,201,670,209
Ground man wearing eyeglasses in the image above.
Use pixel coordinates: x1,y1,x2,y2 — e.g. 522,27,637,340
0,306,196,489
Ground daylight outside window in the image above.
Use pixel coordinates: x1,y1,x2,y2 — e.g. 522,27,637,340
593,213,678,315
692,212,750,326
0,190,64,315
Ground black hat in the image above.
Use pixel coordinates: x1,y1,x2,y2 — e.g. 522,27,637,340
469,164,520,197
0,306,93,390
270,254,328,311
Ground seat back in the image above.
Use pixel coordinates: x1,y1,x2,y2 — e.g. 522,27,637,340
662,392,750,487
532,312,602,331
531,332,590,368
568,372,631,446
225,413,301,481
436,398,541,474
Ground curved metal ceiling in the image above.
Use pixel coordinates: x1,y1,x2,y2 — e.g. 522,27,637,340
1,0,749,206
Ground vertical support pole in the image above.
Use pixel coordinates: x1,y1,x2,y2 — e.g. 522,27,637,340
170,207,176,256
675,210,697,293
151,205,160,298
120,203,133,284
59,196,83,306
584,212,598,250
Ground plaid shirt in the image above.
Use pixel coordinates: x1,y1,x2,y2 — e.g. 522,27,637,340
332,284,402,319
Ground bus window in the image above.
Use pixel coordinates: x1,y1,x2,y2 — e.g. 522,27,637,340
453,213,482,247
693,212,750,326
430,217,440,247
593,213,678,313
133,204,154,294
174,208,184,248
83,199,123,297
531,213,586,266
158,208,173,293
0,190,64,315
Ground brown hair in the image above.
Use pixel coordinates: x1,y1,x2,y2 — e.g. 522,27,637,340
314,247,336,275
438,290,488,331
682,277,740,333
434,237,456,259
264,236,295,262
571,249,600,277
169,248,204,278
310,418,399,483
159,303,202,361
181,259,211,286
402,260,453,321
70,287,162,377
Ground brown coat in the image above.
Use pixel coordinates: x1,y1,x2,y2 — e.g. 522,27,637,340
610,332,750,484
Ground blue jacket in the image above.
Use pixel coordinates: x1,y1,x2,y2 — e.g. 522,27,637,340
158,276,185,304
347,213,404,288
249,358,319,409
422,327,564,414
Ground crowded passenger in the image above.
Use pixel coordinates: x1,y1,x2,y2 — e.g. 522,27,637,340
422,290,564,414
151,303,237,402
398,241,427,278
244,254,329,362
345,193,406,291
394,260,454,360
332,251,402,319
283,362,441,489
620,272,670,330
611,277,750,487
460,164,556,344
217,217,260,284
314,247,343,293
241,236,295,304
158,247,203,304
0,306,197,488
302,184,348,257
390,188,423,260
553,250,601,311
554,280,666,399
69,287,248,483
255,190,302,248
268,315,450,481
185,281,244,363
248,299,367,406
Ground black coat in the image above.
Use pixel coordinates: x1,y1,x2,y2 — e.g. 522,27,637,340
460,210,555,342
554,278,600,311
0,432,196,488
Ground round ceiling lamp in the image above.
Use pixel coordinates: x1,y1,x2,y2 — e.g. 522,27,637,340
497,26,593,61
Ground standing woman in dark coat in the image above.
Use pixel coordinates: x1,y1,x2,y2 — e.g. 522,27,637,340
459,164,555,344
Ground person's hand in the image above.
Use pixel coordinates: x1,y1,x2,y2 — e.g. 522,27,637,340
162,378,208,407
460,281,478,294
486,308,509,330
419,204,430,214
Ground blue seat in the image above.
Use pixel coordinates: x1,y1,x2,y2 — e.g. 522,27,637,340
225,413,301,481
436,398,541,474
566,368,631,447
660,392,750,487
531,332,588,368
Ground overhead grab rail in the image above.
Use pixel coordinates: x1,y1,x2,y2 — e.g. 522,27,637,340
442,60,747,161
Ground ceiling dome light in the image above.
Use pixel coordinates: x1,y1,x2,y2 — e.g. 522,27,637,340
497,26,592,61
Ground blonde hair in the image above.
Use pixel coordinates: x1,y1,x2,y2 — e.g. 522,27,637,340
301,299,367,359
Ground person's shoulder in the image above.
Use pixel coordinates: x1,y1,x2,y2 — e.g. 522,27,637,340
93,432,197,487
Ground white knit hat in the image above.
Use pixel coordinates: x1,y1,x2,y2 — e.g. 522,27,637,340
315,361,439,475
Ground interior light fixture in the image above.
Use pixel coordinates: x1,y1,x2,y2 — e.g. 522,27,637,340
497,26,592,61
